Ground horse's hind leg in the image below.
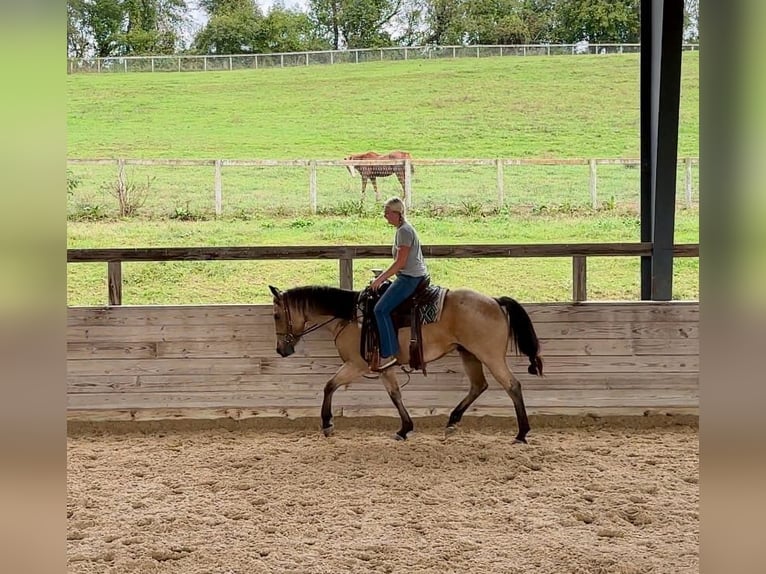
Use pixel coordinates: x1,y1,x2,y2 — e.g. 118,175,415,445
484,357,531,443
446,349,489,435
321,360,366,437
371,177,380,202
379,369,414,440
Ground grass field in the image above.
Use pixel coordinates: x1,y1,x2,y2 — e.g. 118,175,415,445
67,52,699,305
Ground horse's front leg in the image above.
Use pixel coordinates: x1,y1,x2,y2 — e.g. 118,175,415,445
371,177,380,202
360,175,369,198
320,360,367,437
379,369,414,440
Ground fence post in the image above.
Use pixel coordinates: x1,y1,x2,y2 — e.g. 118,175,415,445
151,57,155,72
214,160,222,216
496,159,504,209
178,56,181,72
452,46,456,58
405,47,408,60
229,55,233,70
280,54,284,67
108,261,122,305
572,256,587,302
309,160,318,214
124,59,127,72
589,159,598,209
355,51,359,64
685,157,693,208
306,53,309,66
339,256,354,290
404,159,412,208
380,48,383,61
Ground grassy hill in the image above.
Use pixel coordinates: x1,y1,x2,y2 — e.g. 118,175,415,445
67,52,699,160
66,53,699,304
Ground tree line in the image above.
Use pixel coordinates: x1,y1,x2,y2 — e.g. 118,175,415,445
68,0,699,59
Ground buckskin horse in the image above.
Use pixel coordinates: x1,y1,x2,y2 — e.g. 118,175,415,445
344,151,414,201
269,284,543,443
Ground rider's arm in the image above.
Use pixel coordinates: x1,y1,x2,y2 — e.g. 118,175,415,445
372,245,411,288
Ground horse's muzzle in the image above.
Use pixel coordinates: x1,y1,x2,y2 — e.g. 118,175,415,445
276,342,295,357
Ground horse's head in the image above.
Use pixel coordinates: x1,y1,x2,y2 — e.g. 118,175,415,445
344,155,358,177
269,285,307,357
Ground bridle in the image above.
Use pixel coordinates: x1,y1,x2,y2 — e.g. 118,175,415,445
276,294,339,346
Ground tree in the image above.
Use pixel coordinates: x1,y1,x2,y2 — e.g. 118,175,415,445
549,0,640,44
119,0,188,55
683,0,699,42
308,0,401,50
261,7,331,53
67,0,189,58
68,0,90,57
193,1,266,54
85,0,125,57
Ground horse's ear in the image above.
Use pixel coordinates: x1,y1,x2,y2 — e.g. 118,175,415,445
269,285,282,300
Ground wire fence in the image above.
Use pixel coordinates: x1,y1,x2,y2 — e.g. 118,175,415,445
66,156,699,220
67,43,700,74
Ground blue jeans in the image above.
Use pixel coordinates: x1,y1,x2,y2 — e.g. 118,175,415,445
373,274,424,358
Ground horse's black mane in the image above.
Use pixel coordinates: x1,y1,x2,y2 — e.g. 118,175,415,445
285,285,360,321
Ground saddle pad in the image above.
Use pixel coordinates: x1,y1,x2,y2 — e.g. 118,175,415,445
419,286,448,324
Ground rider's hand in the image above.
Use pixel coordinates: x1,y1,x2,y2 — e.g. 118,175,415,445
370,276,384,291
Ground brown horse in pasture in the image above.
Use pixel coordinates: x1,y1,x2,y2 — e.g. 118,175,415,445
344,151,414,201
269,284,543,442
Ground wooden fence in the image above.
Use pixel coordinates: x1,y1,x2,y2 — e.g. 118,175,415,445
67,157,700,215
67,243,699,422
67,242,700,306
67,301,698,422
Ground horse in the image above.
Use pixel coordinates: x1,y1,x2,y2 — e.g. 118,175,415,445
269,284,543,443
344,151,414,201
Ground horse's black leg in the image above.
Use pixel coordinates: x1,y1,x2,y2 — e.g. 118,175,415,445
321,362,366,437
446,349,489,435
485,359,531,443
380,370,413,440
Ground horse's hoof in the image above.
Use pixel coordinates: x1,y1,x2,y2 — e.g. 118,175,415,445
322,425,334,437
445,425,458,436
513,437,528,445
394,433,406,441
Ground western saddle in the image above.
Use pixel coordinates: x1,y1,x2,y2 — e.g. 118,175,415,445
358,272,441,375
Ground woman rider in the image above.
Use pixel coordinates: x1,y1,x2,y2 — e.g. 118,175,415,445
369,197,428,371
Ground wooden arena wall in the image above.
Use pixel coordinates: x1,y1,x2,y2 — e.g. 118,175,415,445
67,301,699,421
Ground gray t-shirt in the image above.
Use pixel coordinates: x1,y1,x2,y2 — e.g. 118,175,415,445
393,221,427,277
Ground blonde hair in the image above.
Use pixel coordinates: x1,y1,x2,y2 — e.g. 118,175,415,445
384,197,406,221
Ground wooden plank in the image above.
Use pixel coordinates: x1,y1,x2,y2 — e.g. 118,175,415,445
534,322,698,339
107,261,121,305
66,388,698,411
66,353,698,379
67,243,692,262
67,404,699,422
526,302,699,322
67,342,158,359
537,338,699,356
67,372,699,395
572,256,586,302
67,318,698,342
67,302,699,325
67,305,272,326
67,325,276,343
66,332,698,355
67,357,262,376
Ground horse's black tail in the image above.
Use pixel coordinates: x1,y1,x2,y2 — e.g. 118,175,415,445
495,296,543,376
